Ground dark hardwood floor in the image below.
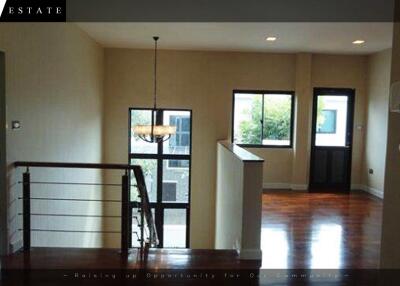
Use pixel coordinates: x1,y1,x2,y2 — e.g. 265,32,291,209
1,190,384,285
1,248,258,270
261,190,383,269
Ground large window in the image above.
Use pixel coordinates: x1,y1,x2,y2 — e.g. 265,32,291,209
130,108,191,248
232,90,295,147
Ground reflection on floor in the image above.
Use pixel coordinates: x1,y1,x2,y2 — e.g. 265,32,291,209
261,190,383,269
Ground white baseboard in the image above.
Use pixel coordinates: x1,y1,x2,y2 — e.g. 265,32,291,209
263,183,308,191
263,183,291,189
238,248,262,260
291,184,308,191
263,182,383,198
351,184,384,199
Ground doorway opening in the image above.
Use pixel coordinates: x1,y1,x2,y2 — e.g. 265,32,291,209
309,88,355,192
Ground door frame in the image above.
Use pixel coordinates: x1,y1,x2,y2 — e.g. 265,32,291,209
309,87,355,192
128,107,192,248
0,51,6,255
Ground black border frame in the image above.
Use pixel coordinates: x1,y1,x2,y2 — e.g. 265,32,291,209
231,89,295,148
128,107,192,248
309,87,355,192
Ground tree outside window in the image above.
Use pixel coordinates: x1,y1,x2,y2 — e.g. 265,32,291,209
233,92,294,147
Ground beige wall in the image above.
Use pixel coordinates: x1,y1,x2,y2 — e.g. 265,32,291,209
0,23,105,250
103,49,296,248
362,49,392,197
103,48,368,248
381,19,400,268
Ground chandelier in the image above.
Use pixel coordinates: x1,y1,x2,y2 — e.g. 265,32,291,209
133,37,176,143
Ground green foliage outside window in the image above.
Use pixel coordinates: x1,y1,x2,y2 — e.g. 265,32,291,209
238,95,292,144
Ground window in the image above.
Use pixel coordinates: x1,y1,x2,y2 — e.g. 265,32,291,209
167,115,190,168
232,90,294,147
317,109,337,134
130,108,191,248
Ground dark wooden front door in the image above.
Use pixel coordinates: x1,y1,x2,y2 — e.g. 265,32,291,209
309,88,355,192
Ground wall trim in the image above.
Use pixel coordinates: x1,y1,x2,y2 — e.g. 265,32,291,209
263,183,291,189
263,183,308,191
351,184,384,199
263,183,384,199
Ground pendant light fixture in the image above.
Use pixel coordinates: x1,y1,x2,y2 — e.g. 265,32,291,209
133,36,176,143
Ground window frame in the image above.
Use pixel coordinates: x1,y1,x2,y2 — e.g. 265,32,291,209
231,89,295,149
129,107,192,248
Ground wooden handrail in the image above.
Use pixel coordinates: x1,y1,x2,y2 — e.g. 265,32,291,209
14,161,135,170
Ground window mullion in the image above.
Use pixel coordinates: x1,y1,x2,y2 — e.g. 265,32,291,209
261,93,265,144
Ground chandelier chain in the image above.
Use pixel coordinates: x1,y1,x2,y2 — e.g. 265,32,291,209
153,36,158,110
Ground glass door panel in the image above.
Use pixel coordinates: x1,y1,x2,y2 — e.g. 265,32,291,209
315,95,349,147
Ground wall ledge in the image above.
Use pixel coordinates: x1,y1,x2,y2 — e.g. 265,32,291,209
218,141,264,163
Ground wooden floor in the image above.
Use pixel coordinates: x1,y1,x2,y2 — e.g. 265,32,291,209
261,190,383,269
1,191,384,285
2,248,258,270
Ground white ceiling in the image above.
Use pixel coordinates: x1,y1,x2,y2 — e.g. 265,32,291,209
78,22,393,55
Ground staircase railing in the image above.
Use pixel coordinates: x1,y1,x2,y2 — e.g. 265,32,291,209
13,161,158,256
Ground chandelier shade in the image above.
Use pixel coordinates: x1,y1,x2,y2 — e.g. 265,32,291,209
133,120,177,143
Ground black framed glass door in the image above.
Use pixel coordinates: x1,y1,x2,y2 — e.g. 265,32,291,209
129,108,192,248
309,88,355,192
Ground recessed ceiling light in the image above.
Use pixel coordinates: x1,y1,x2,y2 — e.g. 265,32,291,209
352,40,365,45
266,36,277,42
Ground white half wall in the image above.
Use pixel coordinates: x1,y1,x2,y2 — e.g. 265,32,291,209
215,141,263,260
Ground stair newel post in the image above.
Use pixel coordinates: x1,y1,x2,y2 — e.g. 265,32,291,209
22,167,31,251
121,169,129,255
140,191,145,257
